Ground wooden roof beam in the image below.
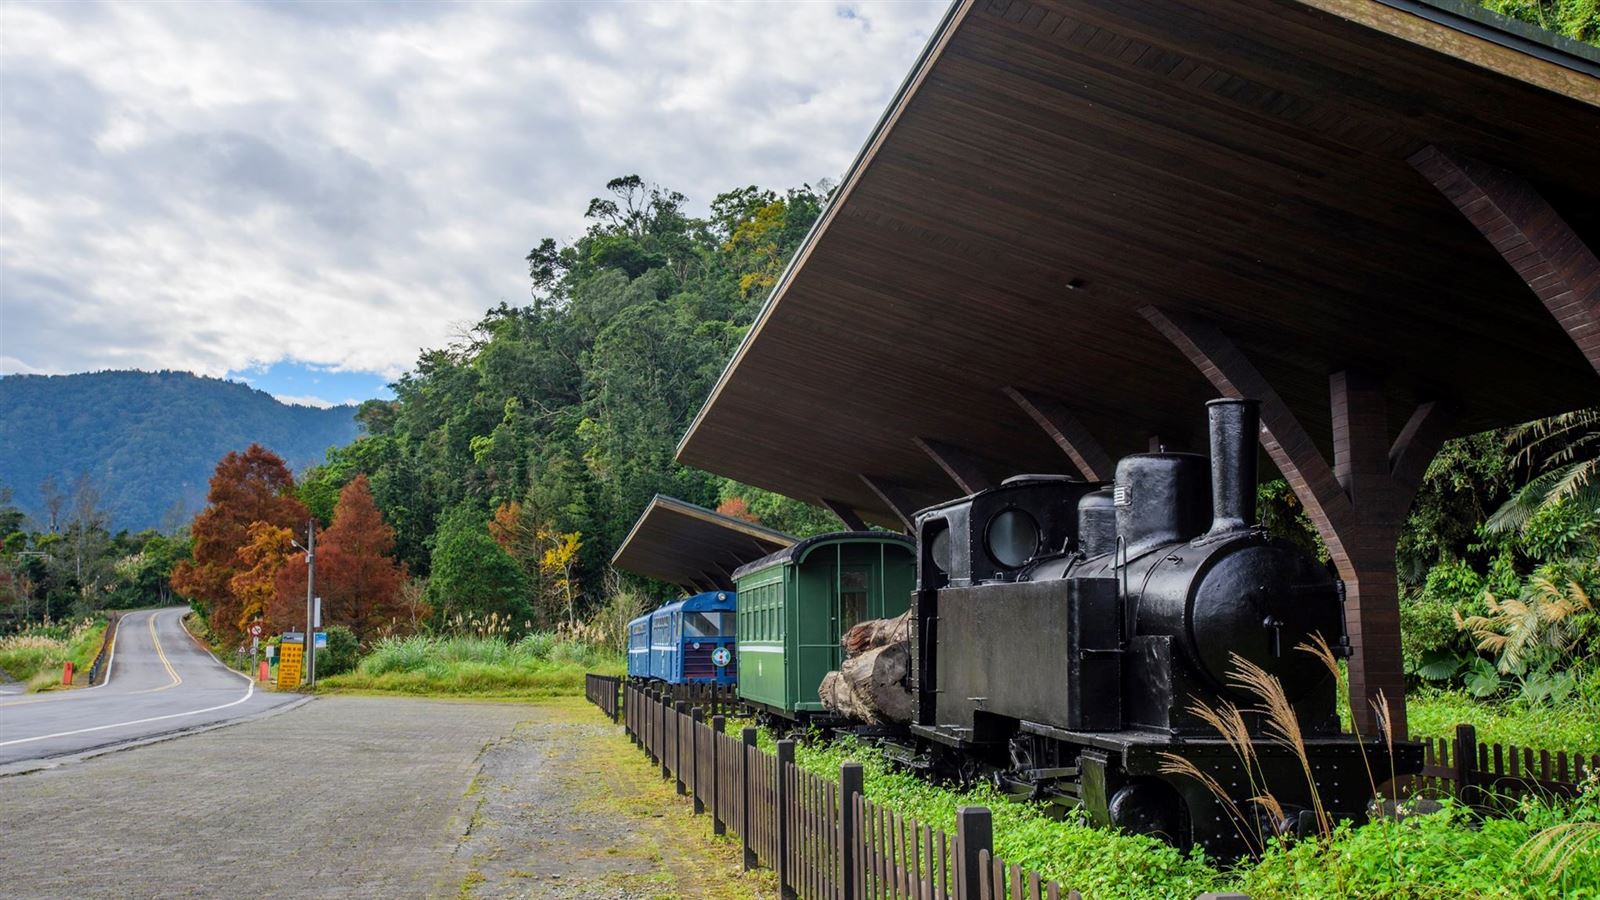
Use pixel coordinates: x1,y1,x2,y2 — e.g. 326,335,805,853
913,437,993,494
859,475,919,533
1410,145,1600,377
1001,387,1114,481
819,497,867,532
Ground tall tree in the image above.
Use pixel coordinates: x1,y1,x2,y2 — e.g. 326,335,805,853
275,475,410,639
424,504,532,629
171,445,309,644
231,522,294,633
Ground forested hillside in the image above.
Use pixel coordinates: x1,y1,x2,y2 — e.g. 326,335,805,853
0,371,360,531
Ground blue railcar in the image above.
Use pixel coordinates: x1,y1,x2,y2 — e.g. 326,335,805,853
625,590,738,685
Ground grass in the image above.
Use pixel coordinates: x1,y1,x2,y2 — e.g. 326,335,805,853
736,724,1600,899
1408,686,1600,756
317,632,624,699
0,618,108,691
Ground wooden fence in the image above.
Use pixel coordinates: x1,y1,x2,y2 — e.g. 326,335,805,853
593,676,1088,900
588,675,1598,898
1415,723,1599,804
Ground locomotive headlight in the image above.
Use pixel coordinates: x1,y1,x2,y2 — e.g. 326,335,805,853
985,508,1040,567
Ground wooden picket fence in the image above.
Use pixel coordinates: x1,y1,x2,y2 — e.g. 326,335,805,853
1415,723,1600,805
589,675,1089,900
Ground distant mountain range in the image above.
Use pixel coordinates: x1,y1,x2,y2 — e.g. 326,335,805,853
0,371,362,533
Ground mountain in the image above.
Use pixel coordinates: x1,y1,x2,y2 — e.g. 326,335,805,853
0,371,362,532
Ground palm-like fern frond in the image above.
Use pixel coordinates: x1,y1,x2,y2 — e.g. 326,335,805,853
1487,408,1600,535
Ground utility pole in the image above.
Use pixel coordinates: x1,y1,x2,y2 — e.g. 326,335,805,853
303,519,317,687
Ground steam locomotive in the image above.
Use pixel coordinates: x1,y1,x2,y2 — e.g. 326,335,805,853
893,399,1421,857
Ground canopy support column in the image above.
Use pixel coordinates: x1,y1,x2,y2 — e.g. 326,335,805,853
1410,145,1600,376
1142,307,1450,737
1002,387,1114,481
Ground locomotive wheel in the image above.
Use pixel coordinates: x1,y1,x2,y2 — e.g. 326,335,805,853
1107,779,1186,845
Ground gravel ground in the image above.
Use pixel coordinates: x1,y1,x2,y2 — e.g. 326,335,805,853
453,696,768,899
0,694,765,899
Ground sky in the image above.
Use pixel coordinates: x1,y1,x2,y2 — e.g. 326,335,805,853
0,0,946,408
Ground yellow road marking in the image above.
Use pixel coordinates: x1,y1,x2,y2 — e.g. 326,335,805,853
138,611,183,693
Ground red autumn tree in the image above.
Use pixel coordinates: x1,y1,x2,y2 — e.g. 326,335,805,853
171,445,309,645
273,475,409,639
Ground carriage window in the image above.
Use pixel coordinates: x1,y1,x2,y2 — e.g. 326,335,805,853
653,616,670,644
839,569,869,632
683,611,730,637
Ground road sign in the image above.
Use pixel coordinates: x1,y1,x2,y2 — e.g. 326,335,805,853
277,641,303,689
313,597,322,628
249,622,263,637
314,631,328,649
265,644,276,659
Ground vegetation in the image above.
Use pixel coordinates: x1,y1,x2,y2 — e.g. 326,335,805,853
318,615,622,699
1473,0,1600,42
0,481,191,631
0,371,358,532
0,617,108,691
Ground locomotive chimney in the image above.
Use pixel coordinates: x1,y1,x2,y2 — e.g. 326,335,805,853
1203,398,1260,539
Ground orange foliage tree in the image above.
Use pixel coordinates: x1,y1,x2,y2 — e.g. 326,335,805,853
171,445,309,645
272,475,410,639
229,522,294,629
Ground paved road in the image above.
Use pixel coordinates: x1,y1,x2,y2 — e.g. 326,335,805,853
0,607,300,770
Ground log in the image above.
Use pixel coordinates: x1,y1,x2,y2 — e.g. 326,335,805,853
842,611,911,655
819,640,914,724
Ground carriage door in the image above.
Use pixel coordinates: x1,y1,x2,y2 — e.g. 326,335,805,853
835,566,871,668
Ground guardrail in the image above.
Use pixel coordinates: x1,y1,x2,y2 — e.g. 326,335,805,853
86,612,121,685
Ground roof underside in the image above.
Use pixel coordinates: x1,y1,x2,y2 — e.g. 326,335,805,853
610,495,795,592
679,0,1600,527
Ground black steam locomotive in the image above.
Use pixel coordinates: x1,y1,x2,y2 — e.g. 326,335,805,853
900,399,1420,857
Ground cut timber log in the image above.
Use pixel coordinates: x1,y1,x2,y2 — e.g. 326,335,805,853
820,612,914,724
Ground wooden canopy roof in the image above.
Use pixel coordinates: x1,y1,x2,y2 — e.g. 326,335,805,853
610,495,795,592
677,0,1600,528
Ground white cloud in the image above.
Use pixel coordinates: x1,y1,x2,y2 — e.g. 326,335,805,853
0,0,946,379
271,393,337,409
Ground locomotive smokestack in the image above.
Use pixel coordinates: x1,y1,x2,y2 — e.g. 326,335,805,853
1204,398,1260,539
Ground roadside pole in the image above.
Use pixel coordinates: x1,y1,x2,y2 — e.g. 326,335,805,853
303,520,317,688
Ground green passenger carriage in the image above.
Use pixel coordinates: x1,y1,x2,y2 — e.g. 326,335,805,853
732,531,916,719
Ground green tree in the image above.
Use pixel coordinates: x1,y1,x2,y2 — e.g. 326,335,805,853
424,505,532,628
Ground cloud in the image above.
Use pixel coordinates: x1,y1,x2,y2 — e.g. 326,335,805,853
0,0,946,383
271,393,338,409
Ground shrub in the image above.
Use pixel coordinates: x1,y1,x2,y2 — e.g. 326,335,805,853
315,625,360,677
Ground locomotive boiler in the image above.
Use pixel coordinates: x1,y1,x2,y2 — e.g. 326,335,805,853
902,399,1421,856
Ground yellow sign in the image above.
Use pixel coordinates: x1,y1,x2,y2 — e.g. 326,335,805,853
277,642,303,689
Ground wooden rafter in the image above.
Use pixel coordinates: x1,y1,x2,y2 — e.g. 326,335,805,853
819,498,867,532
913,437,993,494
1411,145,1600,377
1002,387,1114,481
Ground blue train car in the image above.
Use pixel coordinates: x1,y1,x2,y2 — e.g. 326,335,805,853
626,614,652,679
626,590,738,685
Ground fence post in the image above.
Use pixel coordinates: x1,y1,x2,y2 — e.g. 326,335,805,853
612,677,621,723
742,726,758,871
840,762,863,900
712,714,726,835
1455,723,1477,803
660,691,671,777
691,707,705,814
955,806,993,900
777,738,796,900
674,701,690,795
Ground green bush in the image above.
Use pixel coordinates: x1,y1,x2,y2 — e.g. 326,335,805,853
322,630,623,697
315,625,360,677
